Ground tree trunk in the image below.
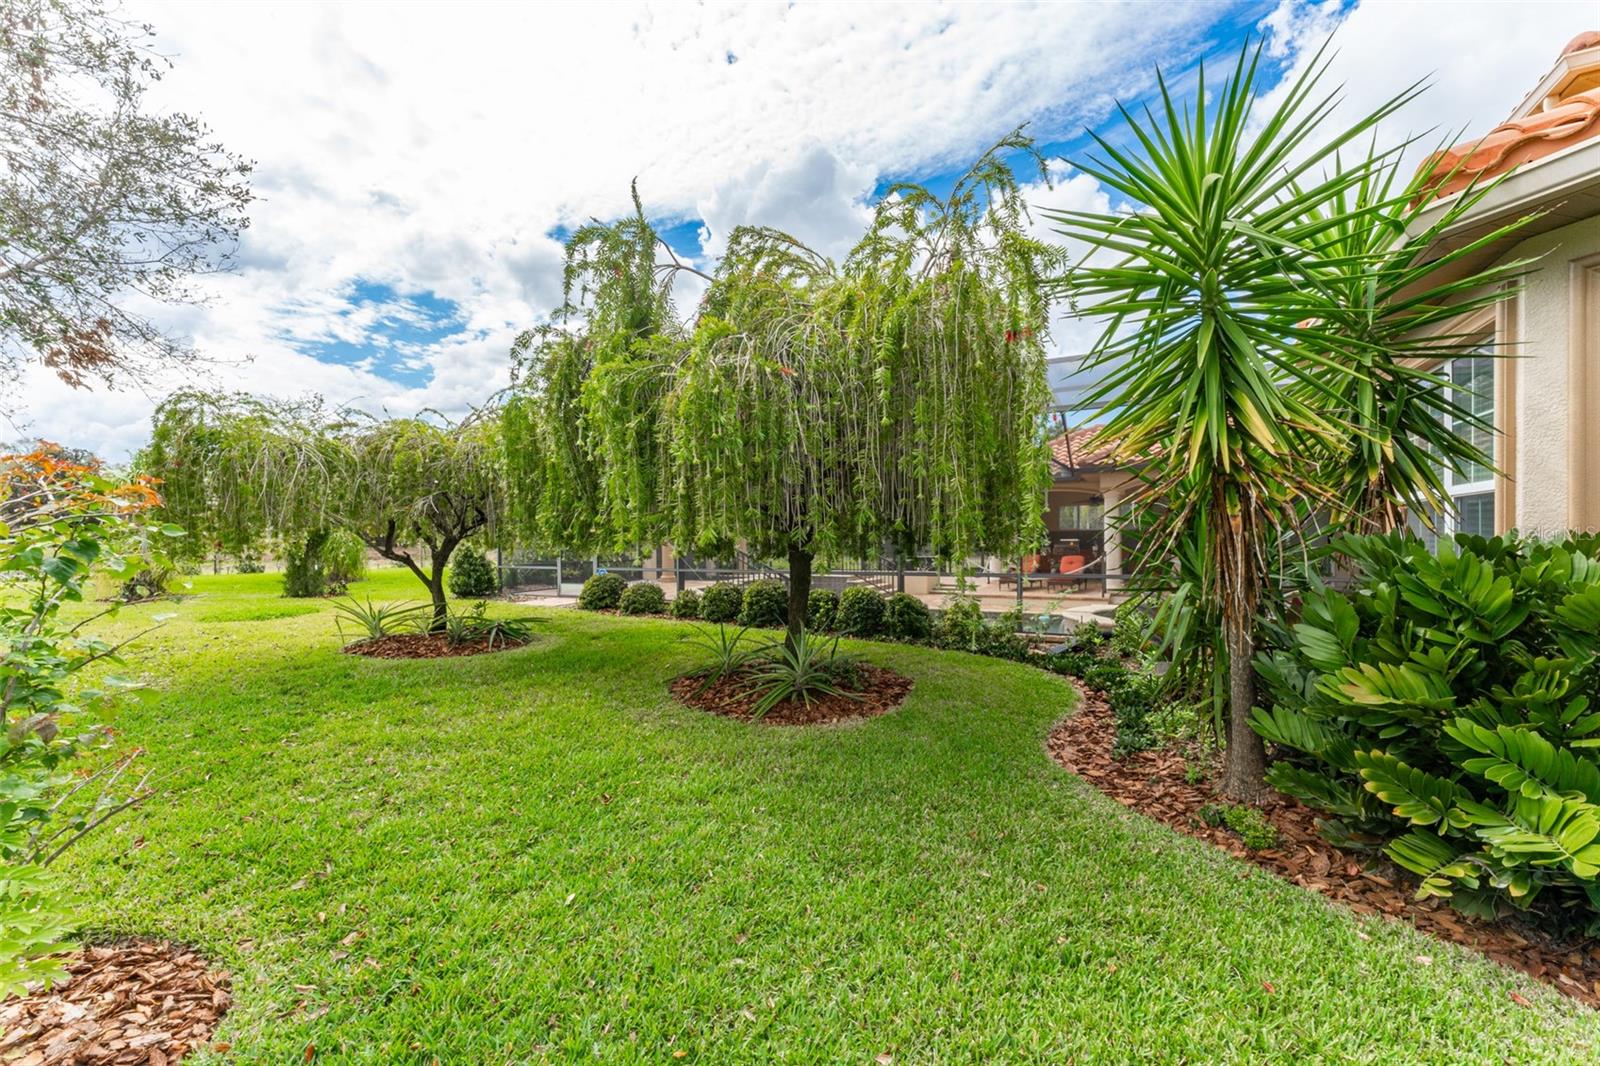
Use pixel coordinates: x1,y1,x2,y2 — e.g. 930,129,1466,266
786,544,813,653
1221,612,1266,801
426,538,459,632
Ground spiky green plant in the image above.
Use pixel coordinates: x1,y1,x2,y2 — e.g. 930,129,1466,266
746,628,861,719
1050,41,1528,798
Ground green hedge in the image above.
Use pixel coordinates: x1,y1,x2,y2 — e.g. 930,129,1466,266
700,582,743,624
619,582,666,615
739,579,789,628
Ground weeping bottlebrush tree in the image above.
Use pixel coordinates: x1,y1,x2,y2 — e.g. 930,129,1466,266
143,390,502,627
1047,41,1530,800
504,135,1060,648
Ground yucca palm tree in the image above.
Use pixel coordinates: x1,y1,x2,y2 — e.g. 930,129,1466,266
1049,42,1473,799
1298,156,1537,533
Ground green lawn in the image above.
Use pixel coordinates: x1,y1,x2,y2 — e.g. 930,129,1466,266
64,570,1600,1063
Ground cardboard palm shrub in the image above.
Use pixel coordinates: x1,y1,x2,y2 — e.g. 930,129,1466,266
448,544,498,598
1253,531,1600,927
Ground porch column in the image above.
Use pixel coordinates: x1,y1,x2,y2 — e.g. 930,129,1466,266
1103,488,1124,596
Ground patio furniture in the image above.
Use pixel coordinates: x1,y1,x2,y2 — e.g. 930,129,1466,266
1046,554,1087,591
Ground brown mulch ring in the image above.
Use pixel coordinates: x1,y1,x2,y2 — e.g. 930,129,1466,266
341,633,529,659
0,940,230,1064
1047,683,1600,1008
670,664,912,725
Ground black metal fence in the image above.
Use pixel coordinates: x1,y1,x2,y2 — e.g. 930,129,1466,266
496,547,1127,611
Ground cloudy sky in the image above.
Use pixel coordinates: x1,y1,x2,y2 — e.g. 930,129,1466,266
17,0,1598,458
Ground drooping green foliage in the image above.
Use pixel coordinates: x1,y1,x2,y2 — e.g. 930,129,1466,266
1253,531,1600,927
1050,40,1532,797
503,135,1060,646
141,390,502,625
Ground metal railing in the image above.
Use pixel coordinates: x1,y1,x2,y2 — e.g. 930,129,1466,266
497,548,1127,609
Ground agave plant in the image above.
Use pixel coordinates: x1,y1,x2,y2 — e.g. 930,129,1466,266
746,627,861,719
684,623,771,693
442,601,535,648
333,596,428,644
1049,39,1529,798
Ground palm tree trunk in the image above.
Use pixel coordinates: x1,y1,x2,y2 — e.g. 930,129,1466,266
1221,612,1265,801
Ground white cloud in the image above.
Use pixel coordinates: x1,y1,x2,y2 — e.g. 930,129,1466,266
18,0,1222,457
20,0,1598,457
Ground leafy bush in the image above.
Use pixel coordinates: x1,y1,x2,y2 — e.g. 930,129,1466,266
448,544,498,598
699,582,743,624
282,530,330,598
0,447,166,994
746,628,861,718
236,547,265,573
1111,598,1150,657
670,589,701,619
975,609,1031,661
1109,671,1163,758
619,581,667,615
1068,619,1105,651
1198,803,1279,850
1083,660,1128,693
119,564,176,602
322,529,368,594
739,579,789,629
1042,649,1096,679
806,588,839,632
934,597,985,652
333,597,428,643
578,572,627,610
883,592,933,642
837,586,886,637
1253,531,1600,926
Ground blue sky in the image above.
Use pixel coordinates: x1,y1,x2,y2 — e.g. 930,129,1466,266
21,0,1597,457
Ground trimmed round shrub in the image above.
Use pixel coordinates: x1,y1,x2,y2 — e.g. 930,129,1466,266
578,572,627,610
448,544,499,598
670,588,701,619
739,579,788,628
836,586,885,637
699,582,743,624
618,581,666,615
883,592,933,642
806,588,839,631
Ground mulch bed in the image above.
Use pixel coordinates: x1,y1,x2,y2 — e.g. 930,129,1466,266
0,940,230,1064
341,633,529,659
1047,683,1600,1007
670,664,912,725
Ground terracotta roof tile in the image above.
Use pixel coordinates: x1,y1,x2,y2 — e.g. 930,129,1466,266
1048,424,1127,471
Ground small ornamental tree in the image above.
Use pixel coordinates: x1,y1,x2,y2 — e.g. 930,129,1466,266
143,390,502,628
505,136,1059,649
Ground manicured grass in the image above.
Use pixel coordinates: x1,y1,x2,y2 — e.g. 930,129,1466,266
65,571,1599,1062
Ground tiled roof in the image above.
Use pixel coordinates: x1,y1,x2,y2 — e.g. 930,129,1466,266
1048,424,1126,471
1418,31,1600,200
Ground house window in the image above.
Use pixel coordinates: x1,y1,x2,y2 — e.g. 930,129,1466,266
1056,502,1104,530
1411,352,1495,545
